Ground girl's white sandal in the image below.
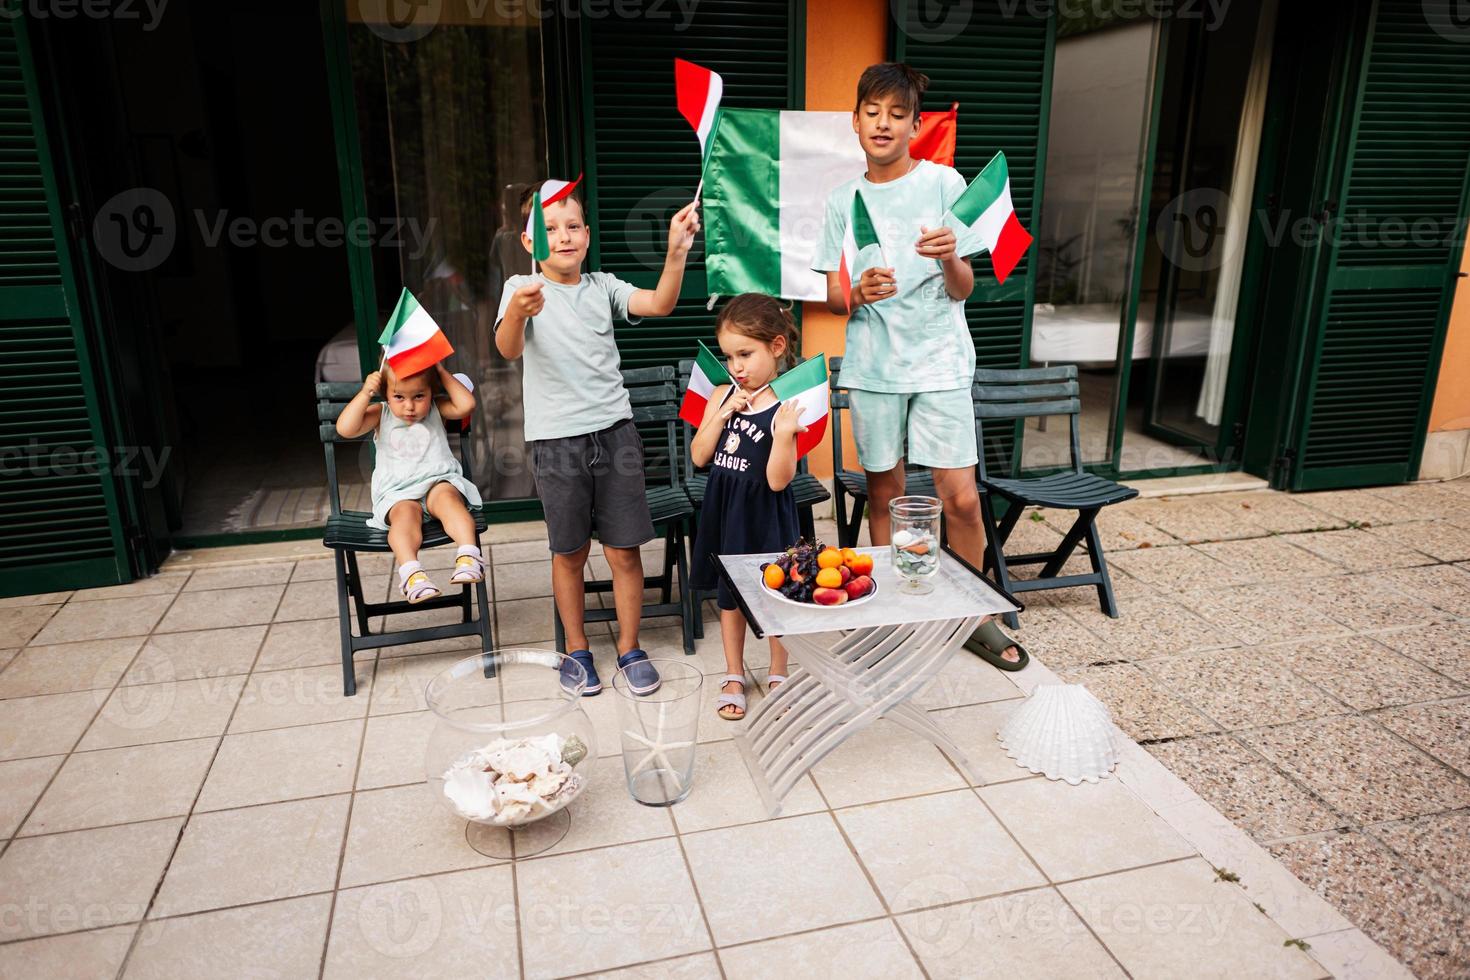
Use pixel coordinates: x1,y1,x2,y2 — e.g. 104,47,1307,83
449,553,485,584
401,569,442,604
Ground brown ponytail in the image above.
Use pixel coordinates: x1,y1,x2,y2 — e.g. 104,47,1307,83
716,294,800,372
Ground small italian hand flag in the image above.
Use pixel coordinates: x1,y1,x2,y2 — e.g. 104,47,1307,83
378,288,453,377
679,340,731,427
525,174,583,266
768,354,829,460
674,57,723,161
945,150,1033,284
839,189,881,314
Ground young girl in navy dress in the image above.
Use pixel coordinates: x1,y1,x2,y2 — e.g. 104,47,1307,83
690,294,808,720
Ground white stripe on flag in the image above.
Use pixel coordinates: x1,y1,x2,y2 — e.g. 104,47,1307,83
788,382,829,427
695,74,723,150
778,110,866,300
973,181,1016,252
688,366,716,400
386,304,441,356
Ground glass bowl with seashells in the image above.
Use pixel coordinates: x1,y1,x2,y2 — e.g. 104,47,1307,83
424,650,597,850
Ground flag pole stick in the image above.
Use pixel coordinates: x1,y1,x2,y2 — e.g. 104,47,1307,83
693,177,703,208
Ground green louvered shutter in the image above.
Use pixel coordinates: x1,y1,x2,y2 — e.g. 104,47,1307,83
580,0,803,369
0,14,131,596
893,1,1054,474
1288,0,1470,490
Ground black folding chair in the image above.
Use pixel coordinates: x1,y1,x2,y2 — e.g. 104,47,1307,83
676,359,831,638
552,366,697,654
316,383,493,697
974,365,1138,628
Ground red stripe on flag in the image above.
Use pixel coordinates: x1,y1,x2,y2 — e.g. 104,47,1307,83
990,210,1033,285
796,414,827,460
679,390,709,428
674,58,714,131
838,253,854,314
911,103,958,167
543,173,582,208
386,331,454,379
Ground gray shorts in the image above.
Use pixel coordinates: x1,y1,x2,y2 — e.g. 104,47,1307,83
529,419,655,555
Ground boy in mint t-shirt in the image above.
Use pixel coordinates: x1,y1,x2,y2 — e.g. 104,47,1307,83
812,62,1023,669
496,186,700,695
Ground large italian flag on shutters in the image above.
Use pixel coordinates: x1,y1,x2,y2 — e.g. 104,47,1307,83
768,354,829,459
704,108,957,302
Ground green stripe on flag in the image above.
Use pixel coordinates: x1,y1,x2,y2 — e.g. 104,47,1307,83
696,341,730,383
951,151,1010,227
769,353,827,399
531,191,550,263
705,108,783,296
851,189,880,251
378,288,419,345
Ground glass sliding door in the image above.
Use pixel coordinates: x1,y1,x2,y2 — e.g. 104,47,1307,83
1025,15,1160,468
344,3,547,502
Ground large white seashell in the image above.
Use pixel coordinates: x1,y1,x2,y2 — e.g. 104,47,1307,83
442,765,497,820
997,684,1119,785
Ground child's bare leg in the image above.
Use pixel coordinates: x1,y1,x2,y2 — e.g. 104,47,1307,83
387,501,424,567
603,545,644,654
865,463,906,545
767,636,789,689
720,607,748,718
931,466,984,567
425,482,477,547
552,542,591,651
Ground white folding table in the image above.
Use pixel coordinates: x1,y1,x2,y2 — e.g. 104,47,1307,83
716,546,1021,817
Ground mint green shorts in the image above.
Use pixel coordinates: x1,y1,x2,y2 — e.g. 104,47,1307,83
848,388,979,472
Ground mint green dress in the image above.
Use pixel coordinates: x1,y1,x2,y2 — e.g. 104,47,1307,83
368,401,482,530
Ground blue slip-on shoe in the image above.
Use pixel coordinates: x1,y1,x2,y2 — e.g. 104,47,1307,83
616,649,661,696
561,650,601,696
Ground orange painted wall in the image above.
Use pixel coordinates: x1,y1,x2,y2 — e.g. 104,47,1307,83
801,0,888,479
1428,244,1470,432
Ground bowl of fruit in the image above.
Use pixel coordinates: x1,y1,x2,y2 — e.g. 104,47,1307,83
760,538,878,607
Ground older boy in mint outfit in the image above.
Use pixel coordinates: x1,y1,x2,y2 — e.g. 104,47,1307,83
813,62,1024,669
497,185,701,694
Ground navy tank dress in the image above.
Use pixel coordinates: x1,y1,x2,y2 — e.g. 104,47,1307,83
690,396,800,611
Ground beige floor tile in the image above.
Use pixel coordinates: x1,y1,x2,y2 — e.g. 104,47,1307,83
0,690,100,760
69,572,189,603
152,795,349,917
810,720,968,809
491,538,557,564
682,812,882,946
1369,518,1470,563
1130,499,1261,544
979,777,1193,880
1219,491,1347,534
1374,698,1470,775
22,738,216,836
1296,489,1425,526
1269,832,1470,980
1141,648,1349,729
1193,536,1346,585
1372,563,1470,619
1286,528,1433,573
489,558,555,600
928,700,1038,786
576,953,722,979
369,650,477,716
1278,637,1467,710
1298,927,1416,980
0,755,63,838
228,664,371,733
182,563,292,592
496,596,560,645
1081,505,1182,550
1177,585,1348,646
837,789,1045,911
30,595,173,645
914,649,1026,709
254,617,372,672
290,556,337,581
1374,810,1470,904
1058,858,1321,979
512,756,675,856
668,739,824,833
0,925,136,978
0,590,72,608
0,818,181,940
1242,715,1470,824
516,836,709,977
271,577,340,623
1144,735,1341,840
1058,663,1220,743
79,675,247,751
156,586,284,634
324,867,518,980
339,783,500,888
1108,543,1243,592
196,719,362,811
129,893,332,980
0,637,141,698
721,918,924,979
1373,622,1470,685
1060,598,1226,660
1011,607,1113,671
122,626,266,685
357,709,434,790
897,886,1125,979
0,647,14,672
1293,573,1449,633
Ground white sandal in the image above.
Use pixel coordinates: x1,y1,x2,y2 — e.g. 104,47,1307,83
716,674,747,721
449,552,485,584
766,673,788,694
401,569,442,604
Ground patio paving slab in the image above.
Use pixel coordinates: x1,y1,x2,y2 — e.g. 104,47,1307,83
21,738,215,836
1057,663,1220,742
720,918,924,980
29,596,171,646
0,755,62,839
0,925,135,979
1372,810,1470,904
1141,647,1350,730
1372,698,1470,775
79,675,246,751
122,626,265,685
131,894,332,980
0,638,141,700
1276,638,1467,711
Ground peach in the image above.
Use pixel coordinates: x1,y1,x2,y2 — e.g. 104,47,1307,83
812,586,844,606
849,554,874,576
845,575,872,600
838,565,852,584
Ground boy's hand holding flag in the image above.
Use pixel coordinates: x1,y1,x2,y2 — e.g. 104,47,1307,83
942,150,1033,284
379,288,453,377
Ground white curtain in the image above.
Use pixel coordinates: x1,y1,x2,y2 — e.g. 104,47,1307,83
1197,0,1278,425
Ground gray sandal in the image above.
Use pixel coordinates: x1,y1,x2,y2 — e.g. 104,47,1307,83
716,674,747,720
965,618,1029,672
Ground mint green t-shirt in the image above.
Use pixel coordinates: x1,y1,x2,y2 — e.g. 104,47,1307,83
812,159,979,394
495,271,638,442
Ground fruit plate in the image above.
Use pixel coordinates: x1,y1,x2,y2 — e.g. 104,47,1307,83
759,574,880,609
